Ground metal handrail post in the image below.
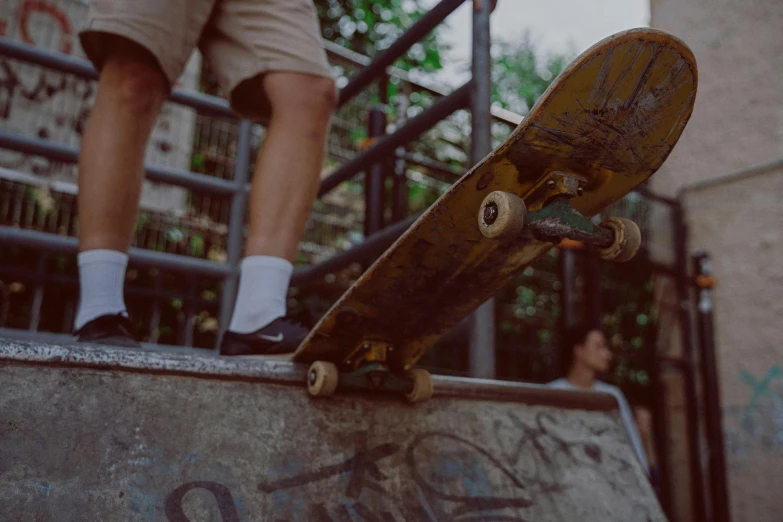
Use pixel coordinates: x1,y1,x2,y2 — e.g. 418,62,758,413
693,252,731,522
364,105,387,238
29,254,46,332
558,248,580,329
217,120,253,347
672,202,708,521
391,82,411,224
467,0,495,379
391,149,408,223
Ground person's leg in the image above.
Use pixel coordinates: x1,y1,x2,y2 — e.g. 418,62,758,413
202,0,337,355
220,73,336,356
244,73,337,262
73,0,214,346
77,39,168,254
72,38,169,345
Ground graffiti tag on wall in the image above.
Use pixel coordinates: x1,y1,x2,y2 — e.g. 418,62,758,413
0,0,197,213
725,364,783,465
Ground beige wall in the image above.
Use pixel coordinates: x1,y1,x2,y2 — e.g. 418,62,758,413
651,0,783,195
650,0,783,521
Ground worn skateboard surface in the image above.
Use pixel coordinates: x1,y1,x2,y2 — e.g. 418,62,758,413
292,28,697,395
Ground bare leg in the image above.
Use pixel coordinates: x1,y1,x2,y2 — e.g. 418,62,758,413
223,72,335,343
73,37,168,336
78,38,169,252
244,72,337,261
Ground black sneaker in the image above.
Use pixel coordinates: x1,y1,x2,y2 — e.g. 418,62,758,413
73,313,141,348
219,317,309,356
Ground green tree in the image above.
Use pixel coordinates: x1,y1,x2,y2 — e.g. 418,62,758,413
314,0,446,74
491,32,570,115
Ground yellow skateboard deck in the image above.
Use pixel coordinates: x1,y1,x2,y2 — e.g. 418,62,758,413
294,28,697,401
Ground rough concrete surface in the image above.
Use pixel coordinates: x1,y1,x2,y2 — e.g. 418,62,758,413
0,339,662,521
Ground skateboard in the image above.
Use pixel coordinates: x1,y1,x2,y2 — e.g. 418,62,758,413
290,28,697,402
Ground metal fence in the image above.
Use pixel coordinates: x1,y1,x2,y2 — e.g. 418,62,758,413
0,0,513,350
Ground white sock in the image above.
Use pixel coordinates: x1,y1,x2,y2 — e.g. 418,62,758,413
74,249,128,330
228,255,293,334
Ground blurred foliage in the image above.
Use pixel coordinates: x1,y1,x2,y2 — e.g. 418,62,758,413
491,33,570,115
315,0,446,74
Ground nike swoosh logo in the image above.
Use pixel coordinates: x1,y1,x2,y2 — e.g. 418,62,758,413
259,333,284,342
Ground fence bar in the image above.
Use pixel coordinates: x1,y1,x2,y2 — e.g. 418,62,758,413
319,83,470,197
149,273,163,343
558,249,580,328
337,0,466,107
184,277,197,348
0,37,235,120
292,212,421,287
692,252,731,522
0,264,219,311
672,203,708,521
0,226,231,278
391,83,411,224
585,248,602,326
391,150,408,223
467,0,495,379
29,254,46,331
325,38,522,127
0,131,238,196
400,152,461,181
218,120,253,341
364,107,387,237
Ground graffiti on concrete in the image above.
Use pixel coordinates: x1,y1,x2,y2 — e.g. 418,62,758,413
162,412,652,521
165,482,240,522
725,364,783,464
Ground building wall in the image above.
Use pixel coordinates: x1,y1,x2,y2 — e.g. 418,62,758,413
649,1,783,521
0,0,200,215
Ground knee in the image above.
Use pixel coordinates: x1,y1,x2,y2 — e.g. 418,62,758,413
308,77,338,116
268,74,337,121
99,51,168,115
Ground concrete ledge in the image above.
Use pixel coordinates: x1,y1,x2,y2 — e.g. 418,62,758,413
0,337,661,521
0,337,617,410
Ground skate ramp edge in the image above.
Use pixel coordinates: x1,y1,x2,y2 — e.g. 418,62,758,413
0,338,664,521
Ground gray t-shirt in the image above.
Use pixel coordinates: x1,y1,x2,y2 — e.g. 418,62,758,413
547,378,649,474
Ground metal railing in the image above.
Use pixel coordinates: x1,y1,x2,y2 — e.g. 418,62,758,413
0,0,500,361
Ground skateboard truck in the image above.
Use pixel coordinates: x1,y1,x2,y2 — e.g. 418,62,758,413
478,171,641,262
306,340,434,403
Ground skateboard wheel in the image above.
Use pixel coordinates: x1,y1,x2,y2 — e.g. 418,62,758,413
307,361,339,397
405,369,434,403
478,191,527,239
597,217,642,262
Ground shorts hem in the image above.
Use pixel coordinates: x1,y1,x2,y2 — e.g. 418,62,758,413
78,18,182,88
227,59,334,122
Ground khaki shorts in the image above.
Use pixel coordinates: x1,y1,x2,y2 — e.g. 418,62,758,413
79,0,333,121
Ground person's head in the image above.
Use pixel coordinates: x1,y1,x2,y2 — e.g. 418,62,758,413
559,323,613,376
